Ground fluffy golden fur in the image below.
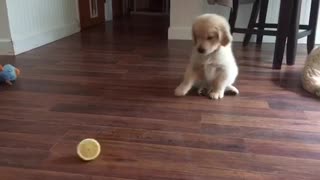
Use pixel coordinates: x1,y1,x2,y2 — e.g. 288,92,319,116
175,14,239,99
302,47,320,97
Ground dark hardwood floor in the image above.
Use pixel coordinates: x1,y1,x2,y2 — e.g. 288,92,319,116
1,15,320,180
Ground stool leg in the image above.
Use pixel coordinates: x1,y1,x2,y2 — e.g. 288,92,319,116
256,0,269,46
286,0,302,65
273,0,294,69
243,0,261,46
307,0,320,53
229,0,239,33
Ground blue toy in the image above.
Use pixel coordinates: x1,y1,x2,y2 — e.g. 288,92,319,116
0,64,20,85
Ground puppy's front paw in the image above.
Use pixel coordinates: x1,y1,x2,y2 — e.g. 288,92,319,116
197,87,207,96
225,85,239,96
209,91,224,100
232,88,239,95
174,85,187,96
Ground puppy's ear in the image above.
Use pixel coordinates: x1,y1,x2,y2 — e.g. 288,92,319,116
219,26,232,46
192,26,197,45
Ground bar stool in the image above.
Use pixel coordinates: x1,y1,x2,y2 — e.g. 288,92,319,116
209,0,320,69
236,0,320,69
243,0,319,63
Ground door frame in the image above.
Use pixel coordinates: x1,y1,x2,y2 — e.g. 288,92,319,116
78,0,106,29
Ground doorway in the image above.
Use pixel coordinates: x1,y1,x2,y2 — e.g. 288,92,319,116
78,0,106,29
78,0,170,30
117,0,170,17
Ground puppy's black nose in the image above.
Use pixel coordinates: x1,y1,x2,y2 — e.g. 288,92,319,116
197,47,205,54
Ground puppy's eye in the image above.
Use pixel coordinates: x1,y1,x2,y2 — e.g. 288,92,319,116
207,36,213,40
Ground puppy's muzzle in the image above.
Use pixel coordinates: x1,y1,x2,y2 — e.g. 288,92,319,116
197,47,206,54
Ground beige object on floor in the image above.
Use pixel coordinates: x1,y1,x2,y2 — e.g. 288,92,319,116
302,47,320,97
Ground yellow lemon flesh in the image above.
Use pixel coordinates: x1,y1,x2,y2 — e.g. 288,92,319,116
77,138,101,161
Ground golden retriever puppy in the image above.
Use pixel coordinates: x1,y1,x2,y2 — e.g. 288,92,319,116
175,14,239,100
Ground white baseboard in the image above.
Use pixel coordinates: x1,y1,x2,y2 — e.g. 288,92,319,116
12,23,80,55
0,39,14,55
168,26,309,44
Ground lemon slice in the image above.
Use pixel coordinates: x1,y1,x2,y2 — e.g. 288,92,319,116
77,138,101,161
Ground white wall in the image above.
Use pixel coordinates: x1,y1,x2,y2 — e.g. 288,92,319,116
168,0,253,40
169,0,203,40
169,0,320,44
0,0,14,55
2,0,80,55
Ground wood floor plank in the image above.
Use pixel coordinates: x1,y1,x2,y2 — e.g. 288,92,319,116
51,103,201,123
305,111,320,120
0,167,131,180
2,78,104,96
0,118,69,136
202,107,307,120
268,98,320,111
0,132,59,150
0,107,200,133
202,114,320,132
0,147,48,169
201,123,320,144
245,139,320,160
1,90,270,111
